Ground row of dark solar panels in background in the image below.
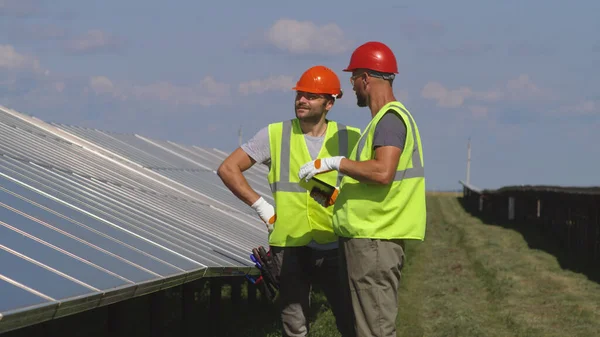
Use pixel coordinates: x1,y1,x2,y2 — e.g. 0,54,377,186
460,180,600,264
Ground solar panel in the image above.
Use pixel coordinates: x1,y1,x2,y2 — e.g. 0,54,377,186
51,123,275,207
0,106,270,333
135,136,271,191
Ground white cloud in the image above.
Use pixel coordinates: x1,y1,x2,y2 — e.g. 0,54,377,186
87,75,231,106
421,74,549,109
472,90,504,102
238,75,295,95
89,76,115,95
421,81,475,108
505,74,546,99
0,44,47,74
65,30,123,54
246,19,353,56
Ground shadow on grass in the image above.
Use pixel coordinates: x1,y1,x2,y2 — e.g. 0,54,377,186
457,196,600,285
208,281,340,337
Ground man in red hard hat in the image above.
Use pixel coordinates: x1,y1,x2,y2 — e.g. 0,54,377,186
298,42,427,336
218,65,360,336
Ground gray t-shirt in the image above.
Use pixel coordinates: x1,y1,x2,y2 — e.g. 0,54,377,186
373,110,407,150
241,114,407,250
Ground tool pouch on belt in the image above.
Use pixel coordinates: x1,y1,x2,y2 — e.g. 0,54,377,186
248,246,280,302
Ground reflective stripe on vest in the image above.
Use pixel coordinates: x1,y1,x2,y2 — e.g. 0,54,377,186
354,104,424,180
269,120,349,193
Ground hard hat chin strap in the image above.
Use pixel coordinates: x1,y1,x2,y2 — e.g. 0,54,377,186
331,89,343,100
368,70,395,81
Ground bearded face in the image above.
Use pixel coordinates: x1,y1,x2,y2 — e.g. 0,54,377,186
294,91,332,122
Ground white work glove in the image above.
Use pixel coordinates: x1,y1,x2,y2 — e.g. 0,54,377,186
251,197,276,233
298,156,344,182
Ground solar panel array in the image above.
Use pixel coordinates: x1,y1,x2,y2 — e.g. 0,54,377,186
0,105,271,333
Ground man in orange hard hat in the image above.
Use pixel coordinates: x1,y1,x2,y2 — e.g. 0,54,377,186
298,42,427,337
218,65,361,337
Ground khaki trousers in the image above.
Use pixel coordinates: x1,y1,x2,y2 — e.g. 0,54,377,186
339,237,406,337
271,246,352,337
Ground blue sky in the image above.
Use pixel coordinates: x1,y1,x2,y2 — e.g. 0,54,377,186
1,0,598,191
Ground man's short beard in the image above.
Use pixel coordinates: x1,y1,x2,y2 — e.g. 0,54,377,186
356,94,367,107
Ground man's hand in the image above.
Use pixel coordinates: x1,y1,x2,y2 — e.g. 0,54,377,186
251,197,276,232
298,156,344,182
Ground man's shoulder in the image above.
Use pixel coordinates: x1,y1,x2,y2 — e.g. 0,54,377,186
374,110,407,134
379,107,408,126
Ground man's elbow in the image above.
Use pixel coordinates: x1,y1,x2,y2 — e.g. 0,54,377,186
217,162,232,181
374,170,396,185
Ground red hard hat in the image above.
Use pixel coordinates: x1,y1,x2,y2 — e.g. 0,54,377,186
292,65,343,98
343,41,398,74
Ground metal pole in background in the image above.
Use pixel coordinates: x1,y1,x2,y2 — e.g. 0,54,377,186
466,137,471,185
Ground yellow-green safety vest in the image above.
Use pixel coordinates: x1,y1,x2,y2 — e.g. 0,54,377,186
332,102,427,240
267,119,361,247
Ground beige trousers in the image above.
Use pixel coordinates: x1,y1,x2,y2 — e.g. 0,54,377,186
338,237,406,337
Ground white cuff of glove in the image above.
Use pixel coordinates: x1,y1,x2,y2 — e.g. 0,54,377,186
327,156,344,171
251,196,276,232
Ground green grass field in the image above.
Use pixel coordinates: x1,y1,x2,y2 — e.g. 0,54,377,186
217,194,600,336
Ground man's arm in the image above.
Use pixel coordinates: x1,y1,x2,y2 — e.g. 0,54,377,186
338,147,401,185
217,126,276,228
339,111,407,185
297,111,407,186
217,148,261,206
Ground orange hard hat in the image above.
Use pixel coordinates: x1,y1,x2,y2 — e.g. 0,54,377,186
343,41,399,74
292,65,343,99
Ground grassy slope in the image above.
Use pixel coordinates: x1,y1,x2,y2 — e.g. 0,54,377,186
396,195,600,337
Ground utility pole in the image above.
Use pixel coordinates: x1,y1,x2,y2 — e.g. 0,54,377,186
238,125,243,147
466,137,471,185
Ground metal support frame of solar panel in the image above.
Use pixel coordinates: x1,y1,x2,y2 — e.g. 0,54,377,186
0,106,269,333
